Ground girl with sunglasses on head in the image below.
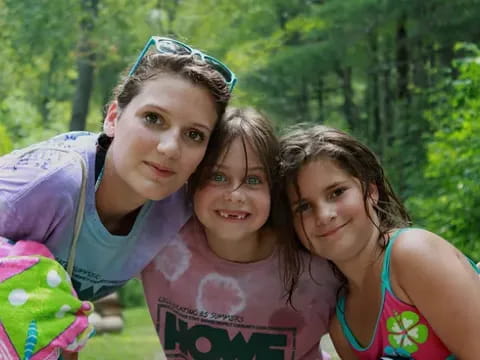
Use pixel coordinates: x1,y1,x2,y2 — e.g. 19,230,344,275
142,107,339,360
0,36,234,304
278,125,480,360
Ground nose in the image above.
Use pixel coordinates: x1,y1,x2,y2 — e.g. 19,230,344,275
224,185,246,203
314,202,336,226
156,129,181,160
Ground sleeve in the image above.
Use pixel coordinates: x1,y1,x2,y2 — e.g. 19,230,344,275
0,149,83,243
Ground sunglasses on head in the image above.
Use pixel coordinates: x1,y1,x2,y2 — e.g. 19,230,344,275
128,36,237,92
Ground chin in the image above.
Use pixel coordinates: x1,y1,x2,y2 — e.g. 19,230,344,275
135,187,172,202
141,180,186,201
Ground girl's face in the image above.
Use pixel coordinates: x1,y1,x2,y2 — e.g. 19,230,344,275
104,73,218,204
287,158,378,263
193,137,271,243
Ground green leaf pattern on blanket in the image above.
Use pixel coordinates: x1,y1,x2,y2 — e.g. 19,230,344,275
0,256,84,358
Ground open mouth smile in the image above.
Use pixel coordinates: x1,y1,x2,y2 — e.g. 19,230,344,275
216,210,250,220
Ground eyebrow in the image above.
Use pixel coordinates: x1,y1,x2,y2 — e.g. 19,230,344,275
215,164,265,172
142,104,213,133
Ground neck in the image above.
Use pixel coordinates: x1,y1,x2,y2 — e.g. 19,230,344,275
334,227,384,291
204,227,276,263
95,155,147,235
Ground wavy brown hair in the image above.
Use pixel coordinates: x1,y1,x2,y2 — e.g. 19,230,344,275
278,124,411,301
113,52,231,119
188,107,286,229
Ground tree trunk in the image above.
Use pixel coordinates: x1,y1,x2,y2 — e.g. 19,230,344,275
368,31,381,154
297,76,310,123
395,14,409,101
155,0,180,36
337,66,357,131
381,50,393,156
317,77,325,124
38,51,61,125
69,0,99,131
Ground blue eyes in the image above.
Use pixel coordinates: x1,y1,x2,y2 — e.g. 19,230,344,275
210,173,263,185
211,173,227,183
245,175,261,185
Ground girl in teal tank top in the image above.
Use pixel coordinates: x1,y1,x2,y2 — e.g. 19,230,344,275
278,125,480,359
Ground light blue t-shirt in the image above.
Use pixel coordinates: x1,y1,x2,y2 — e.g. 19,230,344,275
0,132,191,301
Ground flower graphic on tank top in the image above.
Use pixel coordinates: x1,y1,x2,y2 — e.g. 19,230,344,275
196,273,246,315
386,310,428,354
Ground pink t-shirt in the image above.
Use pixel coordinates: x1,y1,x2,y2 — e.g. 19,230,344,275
142,217,338,359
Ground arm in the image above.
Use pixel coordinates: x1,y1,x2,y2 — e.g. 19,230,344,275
391,229,480,359
328,314,359,360
0,152,81,243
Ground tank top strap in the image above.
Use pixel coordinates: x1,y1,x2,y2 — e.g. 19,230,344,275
335,229,411,350
336,295,361,347
381,228,410,293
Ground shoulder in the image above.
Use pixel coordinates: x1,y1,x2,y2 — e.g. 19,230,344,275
390,228,460,271
0,132,97,203
389,228,475,300
388,229,480,357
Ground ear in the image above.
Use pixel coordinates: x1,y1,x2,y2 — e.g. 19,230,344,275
368,183,379,206
103,101,119,137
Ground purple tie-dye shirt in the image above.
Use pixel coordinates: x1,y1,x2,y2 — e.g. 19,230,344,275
0,132,191,301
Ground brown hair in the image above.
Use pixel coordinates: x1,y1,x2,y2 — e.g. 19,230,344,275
188,107,285,228
112,52,231,120
278,124,411,300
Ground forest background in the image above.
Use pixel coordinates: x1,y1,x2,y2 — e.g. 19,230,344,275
1,0,479,275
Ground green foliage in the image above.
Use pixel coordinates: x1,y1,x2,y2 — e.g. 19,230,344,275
118,279,146,308
1,0,479,258
0,124,13,155
408,44,480,259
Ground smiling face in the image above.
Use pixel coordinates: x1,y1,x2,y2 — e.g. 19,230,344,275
288,158,378,263
103,73,218,205
193,137,271,243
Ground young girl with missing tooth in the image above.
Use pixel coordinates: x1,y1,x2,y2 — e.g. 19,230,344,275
142,108,339,360
279,125,480,360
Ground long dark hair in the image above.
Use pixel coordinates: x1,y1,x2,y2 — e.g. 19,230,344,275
278,124,411,301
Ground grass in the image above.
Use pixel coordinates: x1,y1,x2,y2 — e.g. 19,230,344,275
81,307,164,360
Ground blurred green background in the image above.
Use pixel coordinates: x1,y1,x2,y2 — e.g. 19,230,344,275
1,0,479,356
1,0,478,259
